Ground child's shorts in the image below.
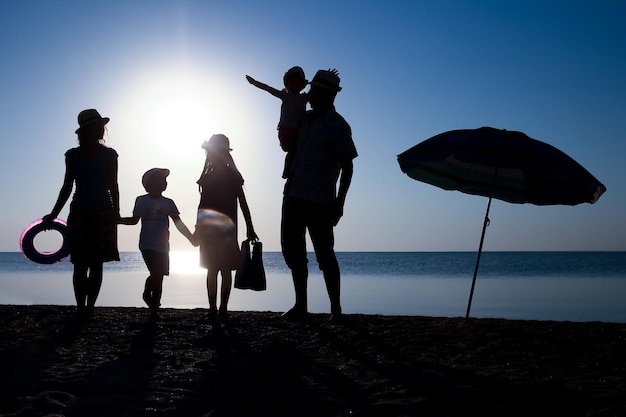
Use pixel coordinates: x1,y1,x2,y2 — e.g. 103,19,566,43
141,249,170,276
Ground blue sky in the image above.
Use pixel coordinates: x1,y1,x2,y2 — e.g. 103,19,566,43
1,0,624,253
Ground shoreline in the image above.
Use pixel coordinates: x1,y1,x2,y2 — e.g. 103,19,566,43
1,304,625,416
3,271,626,323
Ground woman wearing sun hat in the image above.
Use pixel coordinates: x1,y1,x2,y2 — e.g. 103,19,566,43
195,134,257,317
43,109,120,318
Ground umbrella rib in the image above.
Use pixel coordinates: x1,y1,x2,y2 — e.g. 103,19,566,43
406,163,527,202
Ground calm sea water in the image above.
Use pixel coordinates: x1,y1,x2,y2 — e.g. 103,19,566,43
2,251,626,322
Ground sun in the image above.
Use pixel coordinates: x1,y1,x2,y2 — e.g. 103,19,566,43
148,93,212,155
112,63,267,193
140,73,217,157
116,65,223,161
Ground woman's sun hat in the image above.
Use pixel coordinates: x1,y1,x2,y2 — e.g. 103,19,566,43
75,109,110,133
201,134,232,152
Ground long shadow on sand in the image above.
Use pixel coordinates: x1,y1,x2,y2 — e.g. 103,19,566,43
160,313,589,417
1,307,615,416
65,320,159,416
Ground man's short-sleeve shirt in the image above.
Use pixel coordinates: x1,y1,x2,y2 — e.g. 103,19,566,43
286,107,358,204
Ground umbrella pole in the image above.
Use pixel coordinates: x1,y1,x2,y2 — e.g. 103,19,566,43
466,196,492,318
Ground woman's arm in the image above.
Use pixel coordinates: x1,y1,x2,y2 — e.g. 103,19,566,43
118,216,140,225
238,187,258,240
109,153,120,212
44,156,73,221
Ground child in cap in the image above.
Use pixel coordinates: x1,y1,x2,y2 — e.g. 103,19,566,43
119,168,197,320
246,66,308,178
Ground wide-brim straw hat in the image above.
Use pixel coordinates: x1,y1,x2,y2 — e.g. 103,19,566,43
201,134,232,152
75,109,109,133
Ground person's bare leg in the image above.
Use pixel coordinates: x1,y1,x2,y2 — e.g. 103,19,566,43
219,269,233,315
73,264,88,316
86,262,103,317
206,269,218,313
149,275,164,320
143,277,152,308
281,266,309,321
151,276,164,309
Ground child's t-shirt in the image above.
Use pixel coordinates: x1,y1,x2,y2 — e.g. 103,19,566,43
278,92,308,129
133,195,180,253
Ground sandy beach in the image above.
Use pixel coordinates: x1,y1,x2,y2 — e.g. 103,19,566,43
1,305,624,416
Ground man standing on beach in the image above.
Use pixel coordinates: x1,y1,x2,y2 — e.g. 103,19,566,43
281,69,358,323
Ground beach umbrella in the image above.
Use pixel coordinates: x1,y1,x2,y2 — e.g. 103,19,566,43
397,126,606,318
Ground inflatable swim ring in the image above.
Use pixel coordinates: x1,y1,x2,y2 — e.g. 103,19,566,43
20,218,71,264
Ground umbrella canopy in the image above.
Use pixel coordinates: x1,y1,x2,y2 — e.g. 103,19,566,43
397,126,605,205
397,127,606,318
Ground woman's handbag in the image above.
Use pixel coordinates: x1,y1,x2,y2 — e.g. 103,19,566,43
234,239,266,291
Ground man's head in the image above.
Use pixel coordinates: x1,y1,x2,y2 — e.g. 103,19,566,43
308,69,341,111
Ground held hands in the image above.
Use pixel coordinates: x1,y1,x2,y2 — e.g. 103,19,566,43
189,231,200,247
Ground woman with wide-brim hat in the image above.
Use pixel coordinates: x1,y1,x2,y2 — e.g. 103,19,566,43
43,109,120,318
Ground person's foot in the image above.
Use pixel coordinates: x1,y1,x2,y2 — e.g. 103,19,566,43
281,307,308,322
329,312,343,324
208,307,218,318
329,305,342,323
219,306,228,318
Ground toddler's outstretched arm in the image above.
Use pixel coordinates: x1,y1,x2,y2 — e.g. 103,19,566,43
246,75,283,99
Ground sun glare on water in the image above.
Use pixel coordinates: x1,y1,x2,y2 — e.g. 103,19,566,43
169,251,204,275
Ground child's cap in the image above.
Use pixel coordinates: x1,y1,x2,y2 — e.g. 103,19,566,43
142,168,170,189
201,134,232,152
284,66,307,82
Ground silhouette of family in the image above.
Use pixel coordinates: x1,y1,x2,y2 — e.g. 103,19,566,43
43,68,358,323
